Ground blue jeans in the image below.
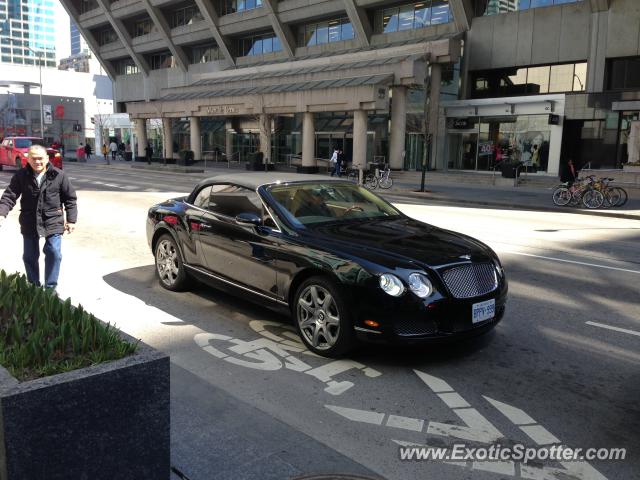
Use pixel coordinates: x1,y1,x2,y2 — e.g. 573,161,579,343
22,234,62,289
331,162,341,177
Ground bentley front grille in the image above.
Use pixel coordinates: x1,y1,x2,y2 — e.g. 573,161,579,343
441,263,498,299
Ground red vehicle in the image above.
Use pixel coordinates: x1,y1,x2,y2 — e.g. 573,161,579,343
0,136,63,170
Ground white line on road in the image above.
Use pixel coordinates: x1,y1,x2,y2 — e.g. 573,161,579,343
503,251,640,274
586,321,640,337
325,405,385,425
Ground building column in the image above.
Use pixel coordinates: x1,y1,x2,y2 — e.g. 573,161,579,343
389,86,407,170
190,116,201,161
225,119,234,161
302,112,315,168
353,109,368,179
162,117,173,163
135,118,147,159
428,63,442,170
259,113,271,164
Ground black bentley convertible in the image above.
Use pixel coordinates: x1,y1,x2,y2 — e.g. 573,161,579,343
147,172,507,356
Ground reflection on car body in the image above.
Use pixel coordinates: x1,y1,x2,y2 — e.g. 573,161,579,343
146,172,507,357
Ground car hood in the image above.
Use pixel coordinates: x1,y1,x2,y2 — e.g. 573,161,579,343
303,217,494,269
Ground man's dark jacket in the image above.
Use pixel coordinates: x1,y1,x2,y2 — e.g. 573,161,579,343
0,164,77,236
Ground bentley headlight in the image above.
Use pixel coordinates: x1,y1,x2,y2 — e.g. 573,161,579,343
408,273,433,298
379,273,405,297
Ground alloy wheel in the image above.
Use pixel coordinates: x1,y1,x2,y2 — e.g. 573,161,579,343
297,284,341,351
156,239,180,286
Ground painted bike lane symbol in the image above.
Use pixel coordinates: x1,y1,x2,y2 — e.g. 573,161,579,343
194,320,381,396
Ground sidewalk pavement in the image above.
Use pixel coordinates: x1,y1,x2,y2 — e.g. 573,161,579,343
74,157,640,221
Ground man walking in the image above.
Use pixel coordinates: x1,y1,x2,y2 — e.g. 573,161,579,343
109,139,118,162
145,142,153,165
0,145,77,289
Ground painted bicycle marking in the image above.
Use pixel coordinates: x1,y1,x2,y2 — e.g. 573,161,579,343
194,320,381,396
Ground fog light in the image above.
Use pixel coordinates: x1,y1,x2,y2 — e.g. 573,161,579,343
364,320,380,328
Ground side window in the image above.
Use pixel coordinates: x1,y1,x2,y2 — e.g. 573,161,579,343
192,185,212,208
209,185,263,218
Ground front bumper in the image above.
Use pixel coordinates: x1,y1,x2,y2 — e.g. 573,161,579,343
350,283,508,345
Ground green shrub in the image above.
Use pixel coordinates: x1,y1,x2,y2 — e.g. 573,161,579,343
0,270,138,381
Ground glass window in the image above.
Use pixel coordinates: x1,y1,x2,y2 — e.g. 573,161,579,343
485,0,581,15
398,5,415,31
193,186,213,208
431,1,450,24
607,56,640,90
300,18,353,46
209,185,262,218
573,62,586,91
315,22,329,44
526,66,550,94
341,21,354,40
414,3,431,28
382,9,399,33
549,63,573,92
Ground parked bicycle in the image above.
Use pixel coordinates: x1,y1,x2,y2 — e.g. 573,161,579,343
552,175,628,209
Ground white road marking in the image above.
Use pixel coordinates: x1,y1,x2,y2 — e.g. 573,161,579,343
413,370,454,393
385,415,424,432
483,397,536,425
586,321,640,338
325,405,385,425
416,370,504,443
486,396,608,480
503,251,640,275
472,460,516,476
519,425,561,445
438,392,470,409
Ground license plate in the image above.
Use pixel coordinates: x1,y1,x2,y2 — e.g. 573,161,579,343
472,299,495,324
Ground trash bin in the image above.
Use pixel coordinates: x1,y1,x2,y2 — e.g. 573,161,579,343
501,162,522,178
245,151,264,170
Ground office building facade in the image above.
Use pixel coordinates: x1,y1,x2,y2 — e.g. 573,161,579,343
59,0,640,174
0,0,57,67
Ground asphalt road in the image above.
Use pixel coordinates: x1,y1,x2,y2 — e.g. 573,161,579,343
1,164,638,480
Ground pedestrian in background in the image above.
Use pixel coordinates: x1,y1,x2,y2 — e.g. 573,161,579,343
109,140,118,162
84,142,92,161
145,143,153,165
101,143,109,164
0,145,77,290
560,158,578,186
329,148,339,176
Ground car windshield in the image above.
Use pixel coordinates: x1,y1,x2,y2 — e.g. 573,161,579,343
268,182,401,226
14,138,44,149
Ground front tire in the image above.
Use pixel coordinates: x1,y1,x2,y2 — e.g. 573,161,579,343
155,234,190,291
294,276,354,357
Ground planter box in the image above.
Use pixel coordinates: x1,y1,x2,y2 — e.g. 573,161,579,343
0,331,170,480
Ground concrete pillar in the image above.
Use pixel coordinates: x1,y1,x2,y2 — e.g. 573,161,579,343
259,113,271,164
190,116,201,161
135,118,147,159
352,109,368,176
586,11,608,93
225,119,233,161
302,112,315,167
162,117,173,163
389,86,407,170
428,63,442,170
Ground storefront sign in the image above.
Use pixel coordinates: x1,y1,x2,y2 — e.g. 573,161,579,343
449,118,473,129
206,105,239,115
